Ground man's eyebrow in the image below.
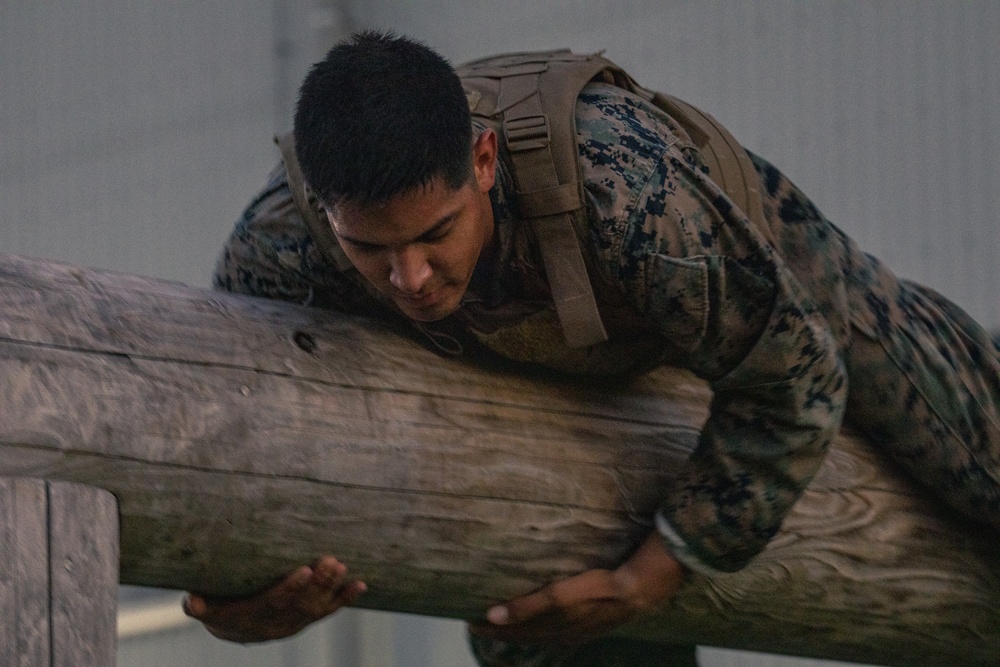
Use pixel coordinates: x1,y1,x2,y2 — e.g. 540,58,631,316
337,211,459,247
415,213,457,240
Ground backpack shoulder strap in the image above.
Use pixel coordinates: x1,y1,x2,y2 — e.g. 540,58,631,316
644,93,774,249
458,51,616,348
274,133,354,272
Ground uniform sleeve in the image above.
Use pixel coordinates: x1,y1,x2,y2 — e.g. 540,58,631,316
579,87,848,573
652,248,847,573
212,161,388,316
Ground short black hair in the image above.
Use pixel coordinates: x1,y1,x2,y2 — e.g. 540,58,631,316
293,31,473,207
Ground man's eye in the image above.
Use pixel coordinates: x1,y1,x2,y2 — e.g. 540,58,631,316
422,228,449,243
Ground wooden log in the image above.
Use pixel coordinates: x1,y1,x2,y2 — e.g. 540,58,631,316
0,478,119,666
0,252,997,666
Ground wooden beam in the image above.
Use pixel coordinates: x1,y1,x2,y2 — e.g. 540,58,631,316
0,253,997,666
0,478,119,666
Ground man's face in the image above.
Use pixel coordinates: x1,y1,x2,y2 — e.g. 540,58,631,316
327,132,498,322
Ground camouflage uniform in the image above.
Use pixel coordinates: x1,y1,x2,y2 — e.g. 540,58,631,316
214,83,1000,665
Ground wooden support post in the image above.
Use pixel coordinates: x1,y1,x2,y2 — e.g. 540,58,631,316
1,252,998,666
0,478,119,667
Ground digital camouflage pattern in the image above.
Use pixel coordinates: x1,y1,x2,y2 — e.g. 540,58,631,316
214,81,1000,663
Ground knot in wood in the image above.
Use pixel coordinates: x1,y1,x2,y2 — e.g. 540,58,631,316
292,331,318,354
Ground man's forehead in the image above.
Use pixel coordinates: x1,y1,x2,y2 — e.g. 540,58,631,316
327,183,468,243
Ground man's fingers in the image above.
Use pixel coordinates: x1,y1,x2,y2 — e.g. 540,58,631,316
332,580,368,608
263,565,314,611
489,585,560,626
485,605,509,625
308,557,347,590
497,572,613,626
283,558,366,616
182,594,206,618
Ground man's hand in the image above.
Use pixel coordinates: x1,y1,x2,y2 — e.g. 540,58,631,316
182,556,366,643
469,533,685,645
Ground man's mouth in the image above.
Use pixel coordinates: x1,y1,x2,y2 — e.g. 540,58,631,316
397,287,445,309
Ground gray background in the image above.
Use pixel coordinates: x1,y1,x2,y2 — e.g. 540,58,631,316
2,2,997,666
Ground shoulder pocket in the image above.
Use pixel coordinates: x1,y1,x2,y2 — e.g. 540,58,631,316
643,254,709,353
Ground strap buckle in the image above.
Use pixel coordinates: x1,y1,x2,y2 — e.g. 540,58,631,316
504,114,550,152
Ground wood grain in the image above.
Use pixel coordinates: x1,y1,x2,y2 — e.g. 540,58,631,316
0,479,50,667
1,253,997,666
48,481,119,667
0,478,118,667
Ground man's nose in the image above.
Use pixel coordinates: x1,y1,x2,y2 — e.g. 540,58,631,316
388,246,432,293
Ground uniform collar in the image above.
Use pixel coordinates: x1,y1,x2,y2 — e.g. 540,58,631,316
462,150,518,309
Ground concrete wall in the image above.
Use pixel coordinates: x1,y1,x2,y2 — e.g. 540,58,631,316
1,0,341,287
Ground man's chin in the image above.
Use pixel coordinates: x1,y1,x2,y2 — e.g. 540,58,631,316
395,299,460,323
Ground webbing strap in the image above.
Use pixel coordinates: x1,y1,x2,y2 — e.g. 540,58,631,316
274,133,354,272
514,181,581,218
653,95,775,249
499,72,608,348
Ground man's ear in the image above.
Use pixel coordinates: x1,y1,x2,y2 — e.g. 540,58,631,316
471,129,498,193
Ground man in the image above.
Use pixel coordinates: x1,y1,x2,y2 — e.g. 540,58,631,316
188,31,1000,665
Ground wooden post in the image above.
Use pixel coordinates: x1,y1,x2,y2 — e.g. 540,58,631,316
0,252,998,666
0,478,119,667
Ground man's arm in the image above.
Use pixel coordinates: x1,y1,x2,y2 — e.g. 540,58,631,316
577,84,848,574
466,86,849,647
